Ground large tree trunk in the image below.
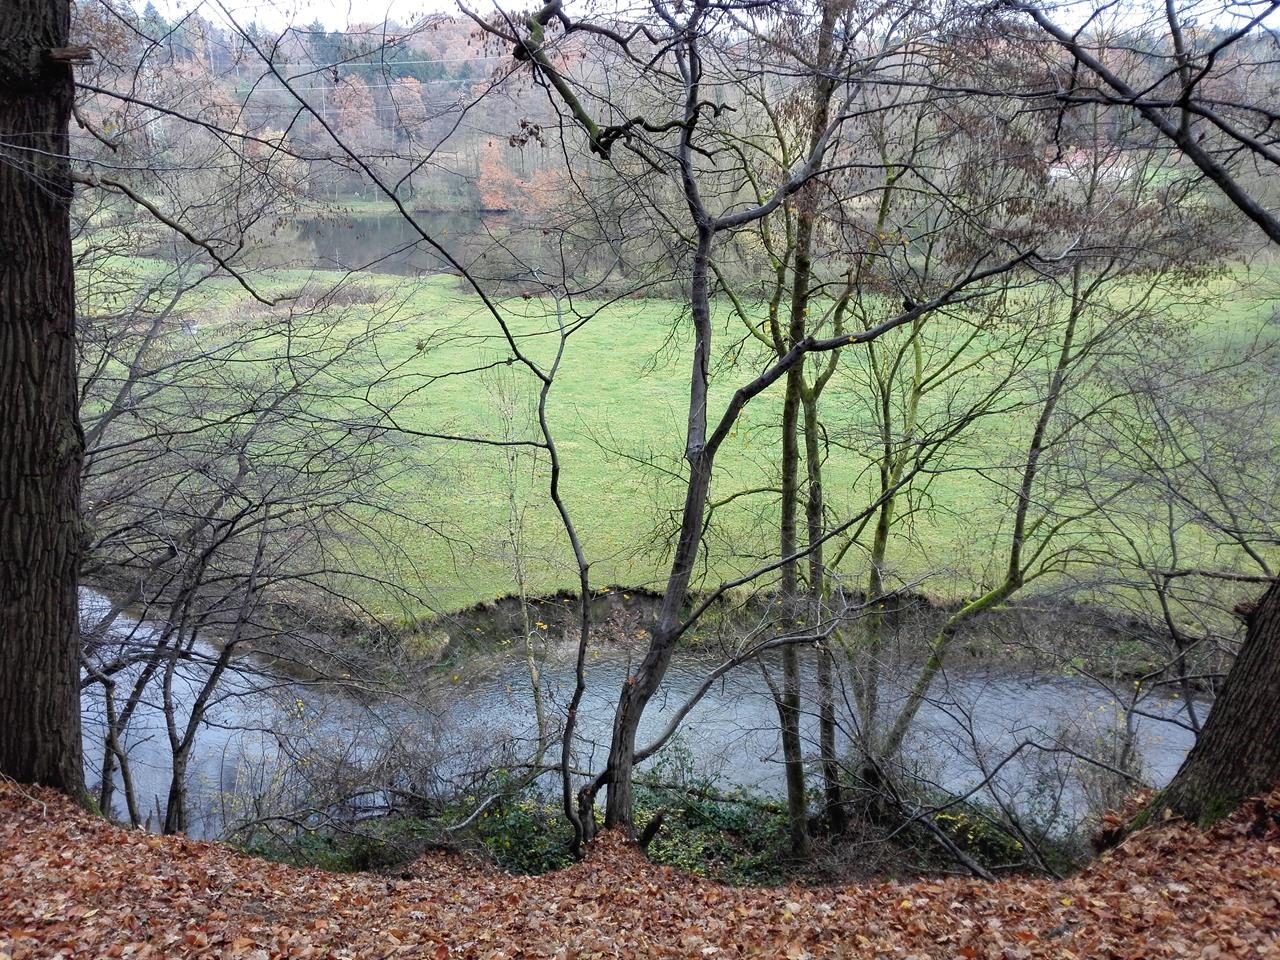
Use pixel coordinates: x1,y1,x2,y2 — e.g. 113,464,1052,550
0,0,85,797
1158,580,1280,824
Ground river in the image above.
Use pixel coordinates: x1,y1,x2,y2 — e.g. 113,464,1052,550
214,210,621,283
79,588,1197,839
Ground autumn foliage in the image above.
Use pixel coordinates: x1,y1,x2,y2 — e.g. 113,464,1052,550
476,140,560,215
1,781,1278,958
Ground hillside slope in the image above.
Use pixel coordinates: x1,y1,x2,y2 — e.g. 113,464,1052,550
1,782,1277,958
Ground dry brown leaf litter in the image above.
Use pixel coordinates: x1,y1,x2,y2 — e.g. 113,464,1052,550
1,782,1278,958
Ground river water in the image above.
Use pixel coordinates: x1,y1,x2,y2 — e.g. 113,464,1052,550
79,589,1197,839
229,211,620,283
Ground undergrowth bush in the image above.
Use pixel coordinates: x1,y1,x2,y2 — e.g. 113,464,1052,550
636,785,791,885
242,815,433,873
469,789,576,874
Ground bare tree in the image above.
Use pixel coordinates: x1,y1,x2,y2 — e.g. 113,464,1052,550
1001,0,1280,823
470,0,1046,839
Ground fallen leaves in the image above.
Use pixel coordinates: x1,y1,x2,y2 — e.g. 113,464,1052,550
1,783,1278,958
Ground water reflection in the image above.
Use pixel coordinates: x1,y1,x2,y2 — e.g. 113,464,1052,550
222,211,621,283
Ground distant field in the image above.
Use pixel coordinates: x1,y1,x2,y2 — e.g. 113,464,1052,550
82,253,1280,619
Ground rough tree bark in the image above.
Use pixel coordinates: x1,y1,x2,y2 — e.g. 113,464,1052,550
1158,580,1280,824
0,0,86,797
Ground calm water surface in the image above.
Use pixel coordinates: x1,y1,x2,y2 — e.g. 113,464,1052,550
79,589,1196,838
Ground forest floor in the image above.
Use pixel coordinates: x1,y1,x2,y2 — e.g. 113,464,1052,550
1,781,1278,959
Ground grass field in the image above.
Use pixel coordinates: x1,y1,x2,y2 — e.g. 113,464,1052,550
82,251,1280,620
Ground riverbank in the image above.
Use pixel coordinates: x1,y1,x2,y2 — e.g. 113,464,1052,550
3,781,1277,958
83,570,1209,685
286,582,1220,690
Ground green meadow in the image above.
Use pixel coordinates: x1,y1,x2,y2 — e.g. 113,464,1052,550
85,253,1280,620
